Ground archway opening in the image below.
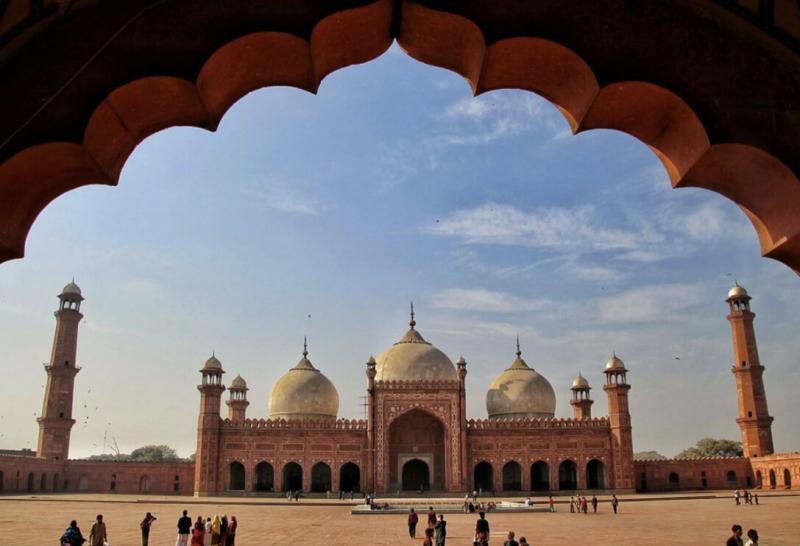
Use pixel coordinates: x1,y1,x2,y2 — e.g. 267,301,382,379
26,472,34,492
726,470,737,487
109,473,116,492
228,462,245,491
40,473,47,491
0,470,4,493
502,461,522,492
769,469,776,488
282,462,303,492
755,470,762,488
784,468,792,488
474,462,493,493
78,475,89,491
586,459,605,489
389,408,445,491
668,472,680,490
531,461,550,491
311,462,332,493
139,475,151,493
339,463,360,493
402,459,430,492
255,461,274,492
558,460,578,491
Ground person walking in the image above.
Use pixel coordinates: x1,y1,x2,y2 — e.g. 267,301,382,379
548,495,555,513
60,520,86,546
210,515,221,546
408,508,419,538
591,495,598,513
88,514,107,546
569,496,575,513
203,518,212,546
191,519,204,546
744,529,759,546
427,506,437,528
734,489,741,505
754,493,759,505
226,516,237,546
423,527,434,546
434,514,446,546
140,512,157,546
611,494,619,514
727,524,744,546
176,510,192,546
503,531,519,546
219,516,228,546
475,511,490,545
581,496,588,514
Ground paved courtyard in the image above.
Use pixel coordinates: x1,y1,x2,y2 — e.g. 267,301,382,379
1,492,798,545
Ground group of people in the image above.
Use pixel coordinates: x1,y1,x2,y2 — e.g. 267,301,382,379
407,507,447,546
727,524,760,546
285,489,301,501
733,489,759,506
59,514,107,546
462,500,497,513
59,510,238,546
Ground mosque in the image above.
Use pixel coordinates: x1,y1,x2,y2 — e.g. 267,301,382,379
0,282,798,496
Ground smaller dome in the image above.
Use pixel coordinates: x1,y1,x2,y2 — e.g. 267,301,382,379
230,374,247,389
61,280,82,297
572,372,590,389
605,353,625,370
456,355,466,365
728,282,749,299
203,354,223,370
268,342,339,421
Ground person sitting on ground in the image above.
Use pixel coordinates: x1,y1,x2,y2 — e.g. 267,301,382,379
727,524,745,546
744,529,759,546
504,530,519,546
60,520,86,546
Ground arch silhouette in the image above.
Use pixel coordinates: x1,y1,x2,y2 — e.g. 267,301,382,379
474,461,493,492
255,461,274,492
586,459,605,489
558,460,578,490
139,475,151,493
0,1,798,274
530,460,549,491
668,472,680,490
502,461,522,491
311,462,332,493
784,468,792,488
726,470,737,487
769,469,777,488
339,462,360,493
282,462,303,492
228,462,245,491
402,458,430,491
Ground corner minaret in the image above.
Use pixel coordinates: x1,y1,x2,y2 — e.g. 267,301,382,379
726,283,774,457
226,375,249,421
37,280,83,460
603,353,634,490
194,353,225,496
570,372,593,419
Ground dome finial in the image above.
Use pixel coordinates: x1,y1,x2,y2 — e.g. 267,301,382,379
303,336,308,358
409,301,416,329
516,335,521,358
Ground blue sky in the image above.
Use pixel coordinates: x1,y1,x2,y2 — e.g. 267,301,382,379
1,43,798,458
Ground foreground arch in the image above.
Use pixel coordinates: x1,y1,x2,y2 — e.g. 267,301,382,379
0,2,799,272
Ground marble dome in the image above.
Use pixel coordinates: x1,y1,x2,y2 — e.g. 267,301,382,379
486,341,556,420
268,343,339,421
728,282,749,299
375,312,456,382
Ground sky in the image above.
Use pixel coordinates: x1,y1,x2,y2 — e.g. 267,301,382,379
1,43,798,460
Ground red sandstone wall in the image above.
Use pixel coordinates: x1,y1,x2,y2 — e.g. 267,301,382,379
749,453,800,490
633,457,752,492
0,456,194,495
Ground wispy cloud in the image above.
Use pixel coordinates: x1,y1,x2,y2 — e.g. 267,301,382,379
596,283,705,323
243,179,319,215
429,288,548,313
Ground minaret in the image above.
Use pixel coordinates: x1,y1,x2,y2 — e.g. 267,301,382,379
570,372,593,419
726,283,774,457
36,280,83,460
365,354,377,493
456,354,468,491
194,353,225,496
603,353,634,490
226,375,249,421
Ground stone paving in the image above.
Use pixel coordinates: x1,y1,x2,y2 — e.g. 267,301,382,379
0,492,798,545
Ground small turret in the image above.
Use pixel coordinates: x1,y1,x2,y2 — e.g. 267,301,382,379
226,374,249,421
570,372,593,419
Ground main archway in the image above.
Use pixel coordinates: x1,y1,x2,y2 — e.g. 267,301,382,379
388,408,445,491
401,459,430,491
0,2,799,274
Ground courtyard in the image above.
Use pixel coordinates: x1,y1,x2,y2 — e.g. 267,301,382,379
1,492,798,545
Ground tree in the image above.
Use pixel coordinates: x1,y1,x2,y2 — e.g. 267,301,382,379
129,444,180,462
634,450,667,461
676,438,743,459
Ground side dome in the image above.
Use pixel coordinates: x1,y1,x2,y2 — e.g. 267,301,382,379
572,372,590,389
605,353,626,370
375,308,456,382
486,340,555,420
268,342,339,421
203,353,223,370
230,374,247,389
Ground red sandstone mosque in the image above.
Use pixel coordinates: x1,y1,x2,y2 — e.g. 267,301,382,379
0,282,798,496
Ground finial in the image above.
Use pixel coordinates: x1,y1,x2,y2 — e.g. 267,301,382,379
409,301,416,328
72,276,75,284
515,335,521,358
212,350,215,357
303,336,308,358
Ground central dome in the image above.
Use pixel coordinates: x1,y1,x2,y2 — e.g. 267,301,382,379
375,310,456,382
486,340,555,420
268,341,339,421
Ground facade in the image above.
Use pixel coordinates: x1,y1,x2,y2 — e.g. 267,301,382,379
1,281,799,496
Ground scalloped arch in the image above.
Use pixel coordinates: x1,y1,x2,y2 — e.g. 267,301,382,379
0,0,799,275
